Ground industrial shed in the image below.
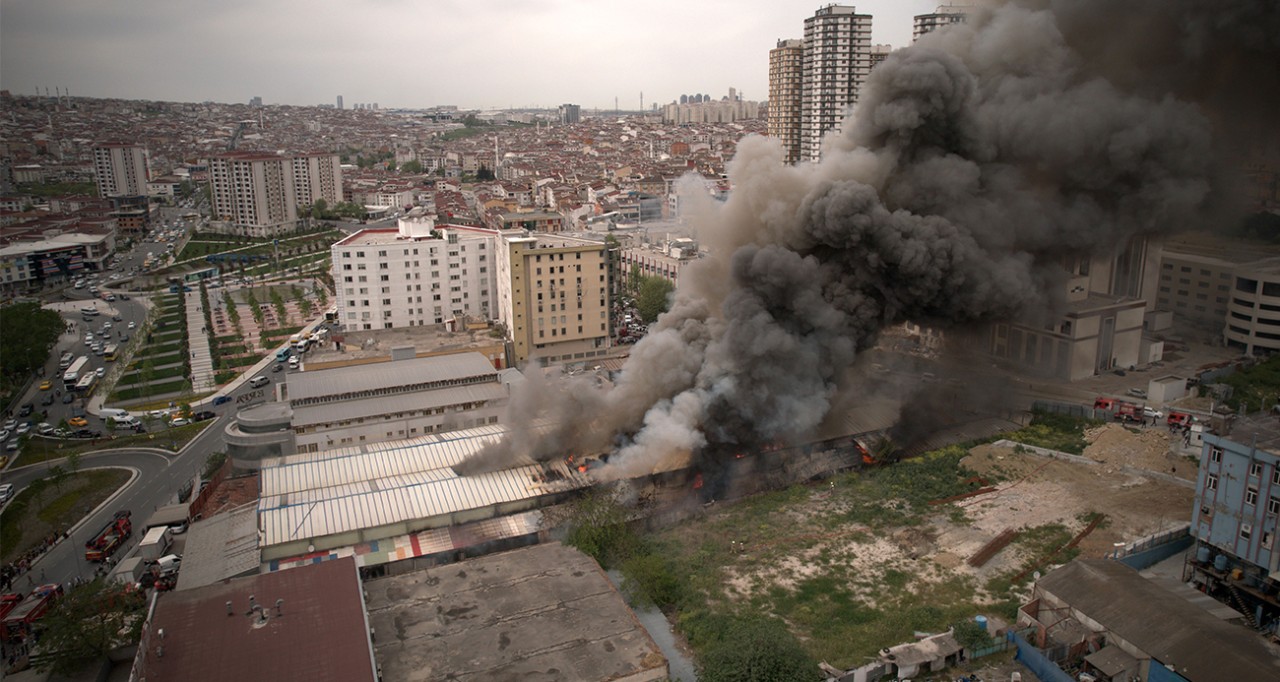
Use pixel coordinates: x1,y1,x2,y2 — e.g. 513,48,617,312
256,424,592,561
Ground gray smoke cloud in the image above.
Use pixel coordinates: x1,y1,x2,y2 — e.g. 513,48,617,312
457,0,1278,477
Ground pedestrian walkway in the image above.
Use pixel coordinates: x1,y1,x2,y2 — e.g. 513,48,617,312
185,290,216,392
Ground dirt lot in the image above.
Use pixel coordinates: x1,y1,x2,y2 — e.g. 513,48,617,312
954,423,1196,578
650,421,1199,669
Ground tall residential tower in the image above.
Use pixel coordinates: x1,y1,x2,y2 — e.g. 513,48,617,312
801,5,873,161
768,38,805,164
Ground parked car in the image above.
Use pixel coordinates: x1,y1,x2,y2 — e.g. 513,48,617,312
36,423,54,435
68,417,88,427
0,483,13,504
1127,388,1148,398
212,395,232,406
169,418,190,427
191,411,216,422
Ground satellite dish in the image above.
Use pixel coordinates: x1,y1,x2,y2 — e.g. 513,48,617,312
1033,571,1041,580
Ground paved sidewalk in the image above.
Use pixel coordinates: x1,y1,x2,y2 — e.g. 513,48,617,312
186,290,216,392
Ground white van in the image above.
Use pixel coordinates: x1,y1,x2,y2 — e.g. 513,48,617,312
80,306,100,316
100,408,131,421
249,375,270,388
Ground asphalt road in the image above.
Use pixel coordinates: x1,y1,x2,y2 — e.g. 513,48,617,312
6,410,227,587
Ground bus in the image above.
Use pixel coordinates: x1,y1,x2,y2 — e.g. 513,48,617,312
275,347,291,362
74,373,97,396
63,356,89,384
103,344,119,362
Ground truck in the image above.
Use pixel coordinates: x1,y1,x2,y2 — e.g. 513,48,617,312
1,584,63,642
63,356,89,384
109,556,148,587
1167,411,1194,428
85,510,132,562
137,525,172,561
1094,397,1144,423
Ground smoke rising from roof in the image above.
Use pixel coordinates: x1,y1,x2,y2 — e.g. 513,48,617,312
456,0,1278,477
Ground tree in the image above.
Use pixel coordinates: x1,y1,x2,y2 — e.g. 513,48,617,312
696,615,819,682
0,302,64,382
635,276,674,324
47,464,68,492
476,164,495,181
34,579,146,676
401,160,423,174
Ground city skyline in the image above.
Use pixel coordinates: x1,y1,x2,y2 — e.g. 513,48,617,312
1,0,954,111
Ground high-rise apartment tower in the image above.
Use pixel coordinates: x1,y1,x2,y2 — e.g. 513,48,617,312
801,5,873,162
768,39,805,164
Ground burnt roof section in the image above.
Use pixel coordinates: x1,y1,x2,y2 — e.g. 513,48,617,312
1036,560,1280,681
135,556,375,682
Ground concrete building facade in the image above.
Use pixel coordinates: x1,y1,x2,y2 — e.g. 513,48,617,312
291,152,343,210
331,217,497,331
284,351,511,453
913,4,971,43
768,38,805,164
496,232,612,366
1223,259,1280,355
93,143,150,198
801,4,873,161
990,238,1162,380
208,152,297,237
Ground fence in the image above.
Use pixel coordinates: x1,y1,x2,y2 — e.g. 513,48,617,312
1008,629,1074,682
1107,525,1193,569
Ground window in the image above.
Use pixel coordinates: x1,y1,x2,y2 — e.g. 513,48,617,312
1207,473,1218,490
1270,496,1280,516
1200,505,1212,518
1210,446,1223,463
1273,468,1280,486
1264,531,1275,550
1250,461,1263,477
1240,523,1252,541
1246,486,1258,506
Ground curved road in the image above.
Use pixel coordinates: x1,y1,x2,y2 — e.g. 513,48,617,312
5,412,226,588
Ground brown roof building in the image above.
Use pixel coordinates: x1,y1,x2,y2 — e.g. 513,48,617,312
131,556,376,682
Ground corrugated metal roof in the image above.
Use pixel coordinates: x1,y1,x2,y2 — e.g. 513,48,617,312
257,423,590,549
286,352,497,402
291,382,508,426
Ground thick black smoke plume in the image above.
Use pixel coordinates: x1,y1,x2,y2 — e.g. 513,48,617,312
456,0,1279,478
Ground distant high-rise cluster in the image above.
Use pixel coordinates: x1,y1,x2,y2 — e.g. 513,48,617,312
250,96,263,107
770,4,969,162
336,94,344,110
913,4,971,42
662,87,758,124
768,5,874,163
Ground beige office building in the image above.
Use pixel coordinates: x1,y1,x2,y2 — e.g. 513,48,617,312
768,38,805,164
292,152,343,210
913,4,971,43
208,152,297,237
801,4,873,161
496,232,611,366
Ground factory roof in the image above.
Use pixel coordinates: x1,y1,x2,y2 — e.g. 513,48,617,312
290,381,507,427
365,542,667,681
175,503,261,591
1036,560,1280,682
134,557,375,682
285,351,497,403
257,423,591,550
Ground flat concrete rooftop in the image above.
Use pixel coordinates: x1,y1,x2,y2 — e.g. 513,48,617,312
365,542,668,682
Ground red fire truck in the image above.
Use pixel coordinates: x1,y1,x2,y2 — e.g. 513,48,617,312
1,583,62,642
85,510,132,562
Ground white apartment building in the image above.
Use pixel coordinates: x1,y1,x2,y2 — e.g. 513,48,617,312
495,231,612,366
801,4,873,162
331,215,497,331
93,143,150,198
913,4,971,43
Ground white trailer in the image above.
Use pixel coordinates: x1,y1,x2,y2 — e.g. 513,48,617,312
137,525,171,561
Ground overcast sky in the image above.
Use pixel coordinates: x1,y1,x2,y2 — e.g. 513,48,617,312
1,0,954,110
